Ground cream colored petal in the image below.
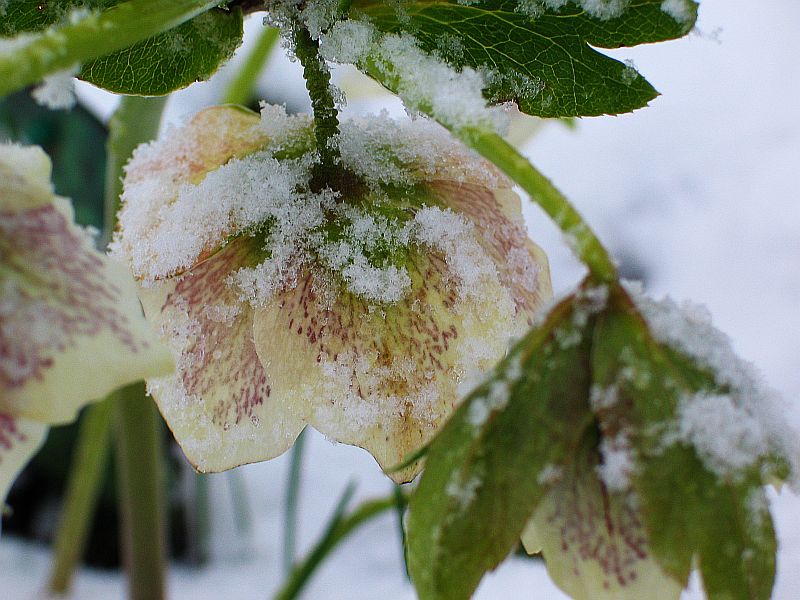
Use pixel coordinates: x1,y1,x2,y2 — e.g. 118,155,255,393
140,236,305,472
0,161,173,425
0,413,47,505
253,245,519,483
521,471,682,600
0,144,53,211
428,180,552,325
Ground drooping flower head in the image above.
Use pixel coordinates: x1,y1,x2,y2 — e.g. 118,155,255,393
0,143,173,503
113,105,551,481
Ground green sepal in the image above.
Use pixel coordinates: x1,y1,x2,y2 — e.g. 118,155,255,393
406,293,595,600
592,286,779,600
350,0,698,117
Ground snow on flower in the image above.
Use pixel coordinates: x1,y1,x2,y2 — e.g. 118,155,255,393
0,143,174,503
112,105,552,482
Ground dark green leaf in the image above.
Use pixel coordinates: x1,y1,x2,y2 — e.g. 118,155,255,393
79,8,243,95
406,295,594,600
350,0,698,117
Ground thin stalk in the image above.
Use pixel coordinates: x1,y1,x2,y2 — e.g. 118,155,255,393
282,428,307,574
290,19,341,186
113,382,168,600
274,485,405,600
105,96,169,600
47,399,114,595
223,26,280,106
226,469,253,540
0,0,224,97
460,127,619,283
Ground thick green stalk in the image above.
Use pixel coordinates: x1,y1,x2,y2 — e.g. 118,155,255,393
222,26,280,106
47,399,114,594
105,96,168,600
460,127,619,283
290,20,341,185
0,0,223,97
113,382,168,600
274,486,404,600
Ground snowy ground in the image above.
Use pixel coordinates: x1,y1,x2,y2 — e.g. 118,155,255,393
3,0,799,598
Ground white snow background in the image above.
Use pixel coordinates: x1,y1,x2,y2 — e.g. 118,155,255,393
2,0,799,598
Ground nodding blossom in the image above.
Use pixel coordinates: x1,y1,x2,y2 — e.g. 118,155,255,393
0,143,173,504
113,105,552,482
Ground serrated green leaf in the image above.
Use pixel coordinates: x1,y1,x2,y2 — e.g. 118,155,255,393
351,0,697,117
592,287,778,600
79,8,242,95
406,295,594,600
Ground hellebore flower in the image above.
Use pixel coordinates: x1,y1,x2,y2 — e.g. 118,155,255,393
112,104,552,482
405,277,799,600
0,143,173,503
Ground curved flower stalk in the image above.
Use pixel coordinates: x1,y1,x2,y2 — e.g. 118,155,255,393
0,143,174,504
112,104,552,482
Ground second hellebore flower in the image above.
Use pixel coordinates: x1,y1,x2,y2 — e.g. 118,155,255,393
0,143,173,504
113,105,551,481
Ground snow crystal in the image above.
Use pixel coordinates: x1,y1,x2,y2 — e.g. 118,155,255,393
413,206,499,303
31,67,77,110
660,0,694,25
446,471,483,507
675,393,769,479
321,21,508,133
537,463,563,485
624,282,800,487
597,433,633,492
517,0,629,20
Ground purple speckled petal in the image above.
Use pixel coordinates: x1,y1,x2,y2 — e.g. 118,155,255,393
0,414,47,504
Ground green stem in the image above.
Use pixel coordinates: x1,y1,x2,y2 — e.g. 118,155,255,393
282,428,307,574
47,399,114,595
0,0,223,98
222,26,280,106
104,95,168,241
274,485,404,600
105,96,169,600
460,127,618,283
113,382,168,600
290,19,341,184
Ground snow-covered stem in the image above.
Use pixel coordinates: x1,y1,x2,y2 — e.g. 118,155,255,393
290,18,342,188
47,399,114,594
460,127,618,283
114,383,168,600
223,25,280,106
0,0,224,97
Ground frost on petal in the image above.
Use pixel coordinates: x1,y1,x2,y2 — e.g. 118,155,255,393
139,236,305,472
0,413,47,504
0,145,173,424
428,180,551,324
521,453,682,600
114,106,273,280
252,241,521,483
